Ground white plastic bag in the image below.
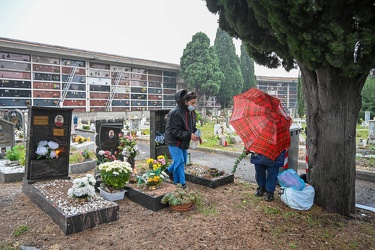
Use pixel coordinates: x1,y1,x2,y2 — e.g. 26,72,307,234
279,185,315,210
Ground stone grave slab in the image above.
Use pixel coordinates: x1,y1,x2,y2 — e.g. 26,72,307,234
185,173,235,188
125,184,171,211
22,179,119,235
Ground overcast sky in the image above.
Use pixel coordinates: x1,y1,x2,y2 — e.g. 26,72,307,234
0,0,299,77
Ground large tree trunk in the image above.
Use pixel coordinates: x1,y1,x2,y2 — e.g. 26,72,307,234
299,64,367,216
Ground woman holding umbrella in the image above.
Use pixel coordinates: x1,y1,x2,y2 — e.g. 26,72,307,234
230,88,292,201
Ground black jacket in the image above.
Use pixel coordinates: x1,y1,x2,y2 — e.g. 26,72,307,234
165,105,197,149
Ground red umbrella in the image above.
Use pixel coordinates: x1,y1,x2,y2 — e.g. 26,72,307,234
230,88,292,160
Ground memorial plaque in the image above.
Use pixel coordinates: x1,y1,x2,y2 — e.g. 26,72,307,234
95,119,123,156
0,119,15,153
150,110,171,159
24,106,73,183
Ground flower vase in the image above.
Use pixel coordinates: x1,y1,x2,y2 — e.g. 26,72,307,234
127,157,135,170
129,174,138,184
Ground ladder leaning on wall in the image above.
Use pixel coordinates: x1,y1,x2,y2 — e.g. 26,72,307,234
105,72,122,111
57,67,77,107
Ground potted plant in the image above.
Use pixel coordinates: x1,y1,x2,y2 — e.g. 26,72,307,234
67,174,96,204
97,161,132,201
161,184,202,212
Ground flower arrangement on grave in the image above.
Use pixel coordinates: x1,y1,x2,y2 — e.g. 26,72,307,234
67,174,96,200
35,140,59,160
138,155,169,189
97,150,118,164
98,161,132,191
117,134,140,160
81,148,94,160
147,155,169,172
73,135,90,144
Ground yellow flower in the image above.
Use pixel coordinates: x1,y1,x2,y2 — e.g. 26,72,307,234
146,158,153,164
153,176,160,182
87,137,91,142
157,155,165,160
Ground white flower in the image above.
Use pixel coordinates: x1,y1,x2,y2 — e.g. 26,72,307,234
98,150,105,156
36,145,48,156
67,175,96,199
48,141,59,149
38,140,48,146
36,140,60,159
49,150,57,158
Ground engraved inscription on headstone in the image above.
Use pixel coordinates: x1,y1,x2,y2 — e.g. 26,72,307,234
24,106,73,183
0,119,15,153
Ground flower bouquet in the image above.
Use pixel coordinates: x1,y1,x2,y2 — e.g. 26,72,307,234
35,140,59,160
73,135,90,144
117,134,140,159
97,150,118,163
67,174,96,201
147,155,168,172
138,155,169,189
98,161,132,191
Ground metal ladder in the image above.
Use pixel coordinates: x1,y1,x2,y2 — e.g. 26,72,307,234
106,72,122,111
57,67,77,106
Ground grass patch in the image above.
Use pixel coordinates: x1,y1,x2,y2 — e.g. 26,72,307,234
13,225,28,237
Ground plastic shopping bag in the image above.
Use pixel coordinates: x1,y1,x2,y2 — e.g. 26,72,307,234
277,169,306,191
279,185,315,210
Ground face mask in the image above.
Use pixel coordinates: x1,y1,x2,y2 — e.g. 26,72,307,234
187,105,195,111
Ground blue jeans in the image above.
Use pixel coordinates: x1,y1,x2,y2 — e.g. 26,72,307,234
167,146,187,185
254,164,279,192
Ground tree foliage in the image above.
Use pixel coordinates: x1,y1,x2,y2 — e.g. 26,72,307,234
180,32,224,98
214,28,243,108
205,0,375,216
359,76,375,121
240,43,256,92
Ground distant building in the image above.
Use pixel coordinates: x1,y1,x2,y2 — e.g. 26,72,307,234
256,76,298,117
0,37,183,112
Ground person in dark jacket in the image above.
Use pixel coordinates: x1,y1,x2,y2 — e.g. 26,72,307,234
164,90,199,188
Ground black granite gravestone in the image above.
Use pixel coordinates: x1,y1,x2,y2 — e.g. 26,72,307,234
24,106,73,183
150,110,171,159
95,119,123,158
